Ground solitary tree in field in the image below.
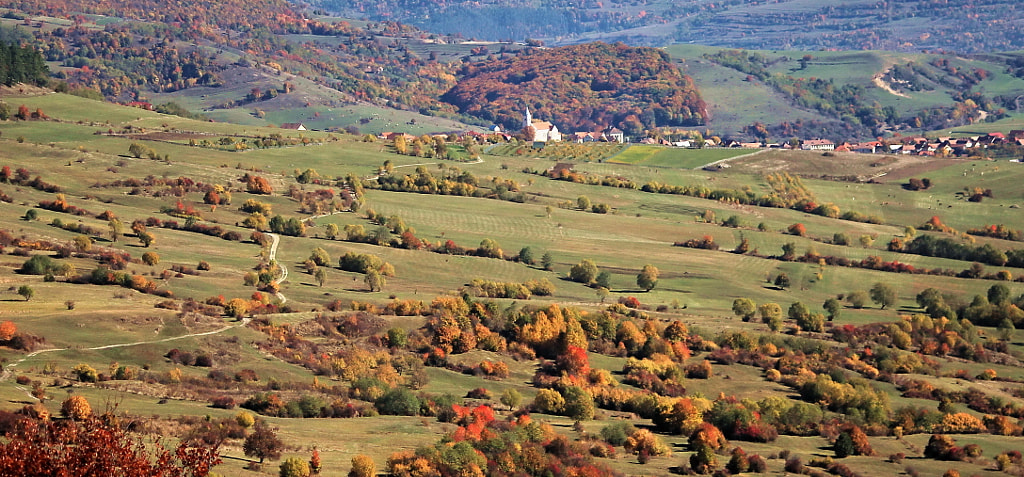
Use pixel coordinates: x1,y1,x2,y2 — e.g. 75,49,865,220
17,285,33,301
823,297,842,321
569,259,599,285
636,264,659,291
349,455,375,477
576,195,591,211
541,252,554,271
279,457,310,477
501,388,522,411
314,268,327,287
869,282,896,309
847,290,869,309
365,269,385,292
244,421,284,463
773,273,790,290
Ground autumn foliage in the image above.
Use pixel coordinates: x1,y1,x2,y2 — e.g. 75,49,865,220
0,414,220,476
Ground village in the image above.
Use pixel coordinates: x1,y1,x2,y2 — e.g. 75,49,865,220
275,106,1024,160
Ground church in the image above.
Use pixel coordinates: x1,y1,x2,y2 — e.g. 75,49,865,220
522,107,561,142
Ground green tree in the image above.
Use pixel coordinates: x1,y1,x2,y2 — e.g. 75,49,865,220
833,431,855,458
314,268,327,287
595,270,612,289
636,264,659,291
988,284,1011,306
309,247,331,267
869,282,896,309
997,318,1015,341
17,285,33,301
781,242,796,260
73,363,98,382
365,269,385,292
533,389,566,414
279,457,310,477
576,195,591,211
788,301,810,322
562,386,595,421
518,246,535,265
500,388,522,411
375,387,419,415
823,297,842,321
774,273,790,290
732,298,757,321
569,259,599,285
541,251,554,271
847,290,869,309
325,223,339,240
387,328,407,348
244,421,284,463
23,209,37,221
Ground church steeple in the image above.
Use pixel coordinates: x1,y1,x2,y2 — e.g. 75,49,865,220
523,106,532,129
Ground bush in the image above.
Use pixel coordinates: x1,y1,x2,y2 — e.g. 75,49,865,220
375,388,420,416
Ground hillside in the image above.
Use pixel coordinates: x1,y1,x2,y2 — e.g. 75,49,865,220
3,93,1024,476
305,0,1024,52
442,42,707,134
671,46,1024,141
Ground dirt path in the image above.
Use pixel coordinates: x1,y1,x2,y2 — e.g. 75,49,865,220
266,232,288,304
1,318,251,385
872,70,909,98
696,148,769,170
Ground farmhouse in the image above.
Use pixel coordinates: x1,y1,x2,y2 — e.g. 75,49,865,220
801,139,835,151
280,122,306,131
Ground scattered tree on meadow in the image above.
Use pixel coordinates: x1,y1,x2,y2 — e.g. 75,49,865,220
279,457,310,477
541,251,554,271
17,285,33,301
823,297,841,321
518,246,535,265
244,421,284,463
569,259,599,285
61,395,92,421
365,269,385,292
773,273,790,290
869,282,896,309
141,252,160,266
348,455,374,477
500,388,522,411
847,290,869,309
636,264,659,291
732,298,757,321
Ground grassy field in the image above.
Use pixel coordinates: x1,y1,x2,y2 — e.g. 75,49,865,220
3,93,1024,476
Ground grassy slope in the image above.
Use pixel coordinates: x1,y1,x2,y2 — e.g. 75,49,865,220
2,93,1024,476
668,44,1024,139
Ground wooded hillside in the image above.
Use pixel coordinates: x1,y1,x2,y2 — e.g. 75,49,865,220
443,42,707,135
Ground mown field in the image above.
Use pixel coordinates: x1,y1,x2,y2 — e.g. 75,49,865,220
2,93,1024,477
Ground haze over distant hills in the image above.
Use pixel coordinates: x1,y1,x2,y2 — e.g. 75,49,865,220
308,0,1024,52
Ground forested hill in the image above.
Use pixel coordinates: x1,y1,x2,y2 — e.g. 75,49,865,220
305,0,1024,53
442,43,706,135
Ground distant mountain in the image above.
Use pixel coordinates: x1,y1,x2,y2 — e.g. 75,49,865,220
442,43,706,135
305,0,1024,53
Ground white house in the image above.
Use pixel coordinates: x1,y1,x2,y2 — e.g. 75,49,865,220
523,107,561,142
